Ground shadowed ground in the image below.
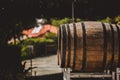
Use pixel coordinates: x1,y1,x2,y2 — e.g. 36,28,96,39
24,55,112,80
23,55,62,76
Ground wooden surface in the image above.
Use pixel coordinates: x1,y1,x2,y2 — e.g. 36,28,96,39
57,21,120,72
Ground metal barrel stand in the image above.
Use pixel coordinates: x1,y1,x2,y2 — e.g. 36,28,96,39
63,68,120,80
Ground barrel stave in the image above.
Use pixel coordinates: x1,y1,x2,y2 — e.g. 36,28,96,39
58,21,120,72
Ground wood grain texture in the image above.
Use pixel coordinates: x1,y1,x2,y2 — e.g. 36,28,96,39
57,21,120,72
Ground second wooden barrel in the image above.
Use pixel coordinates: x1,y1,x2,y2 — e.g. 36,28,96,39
57,21,120,72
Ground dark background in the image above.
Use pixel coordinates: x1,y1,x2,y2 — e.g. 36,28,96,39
0,0,120,20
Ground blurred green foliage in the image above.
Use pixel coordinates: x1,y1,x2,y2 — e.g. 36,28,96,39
114,15,120,25
100,17,112,23
51,17,82,27
50,16,120,27
20,32,57,60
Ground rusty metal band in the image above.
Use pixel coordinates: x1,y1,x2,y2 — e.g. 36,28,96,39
73,23,77,69
61,25,67,68
67,24,71,67
110,24,115,70
102,23,107,70
81,22,87,71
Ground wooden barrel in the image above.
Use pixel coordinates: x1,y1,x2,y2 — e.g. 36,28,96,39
57,21,120,72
